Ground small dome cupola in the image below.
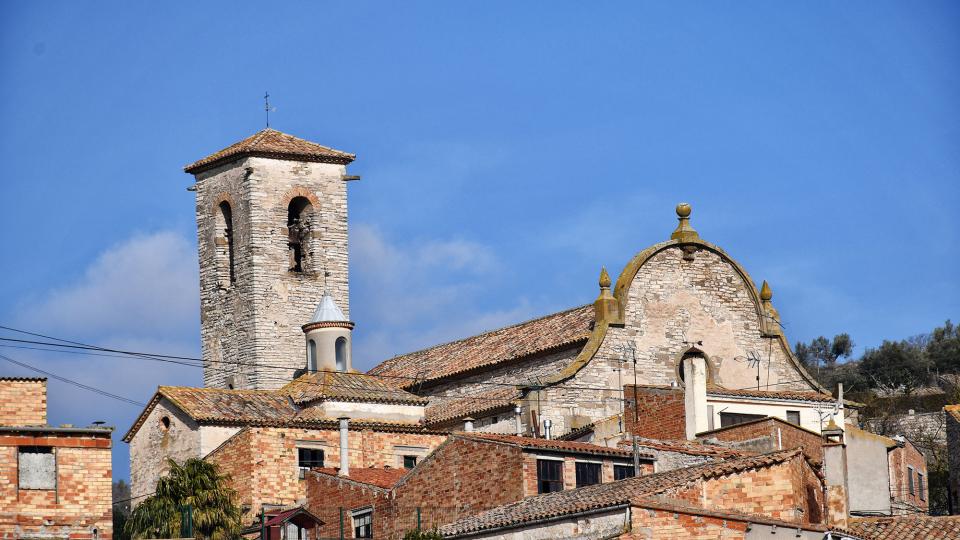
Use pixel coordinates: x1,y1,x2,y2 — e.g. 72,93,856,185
302,291,354,373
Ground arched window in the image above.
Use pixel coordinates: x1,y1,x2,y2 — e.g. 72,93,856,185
335,337,347,372
215,201,235,286
308,339,317,372
287,197,313,273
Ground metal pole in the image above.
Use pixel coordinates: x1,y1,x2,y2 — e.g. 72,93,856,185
417,507,422,531
632,435,641,477
260,509,266,540
339,507,344,540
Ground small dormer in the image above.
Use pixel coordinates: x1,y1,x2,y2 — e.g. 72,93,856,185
302,292,354,373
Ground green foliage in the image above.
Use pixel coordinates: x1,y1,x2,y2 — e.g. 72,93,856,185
860,339,931,393
403,529,444,540
927,320,960,374
794,334,854,372
126,458,241,539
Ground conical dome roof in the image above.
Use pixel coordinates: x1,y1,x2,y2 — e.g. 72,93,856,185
310,291,347,323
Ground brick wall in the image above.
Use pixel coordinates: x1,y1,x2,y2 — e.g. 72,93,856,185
0,432,112,539
626,505,750,539
889,440,929,514
206,425,445,523
698,417,825,465
624,385,686,440
0,379,46,427
305,473,393,539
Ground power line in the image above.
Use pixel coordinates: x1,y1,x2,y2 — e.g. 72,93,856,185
0,352,146,407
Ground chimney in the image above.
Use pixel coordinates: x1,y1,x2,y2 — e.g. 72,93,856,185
822,438,849,528
338,417,349,477
514,406,523,436
683,354,708,439
463,417,475,432
543,419,553,440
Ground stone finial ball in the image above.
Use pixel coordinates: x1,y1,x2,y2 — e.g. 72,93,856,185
676,203,692,218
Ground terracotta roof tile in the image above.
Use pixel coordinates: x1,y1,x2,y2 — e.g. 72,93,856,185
158,386,296,423
368,305,594,388
707,385,836,403
620,437,750,459
184,128,355,173
439,448,804,536
312,467,408,489
424,386,520,426
0,376,46,382
457,432,653,460
847,516,960,540
281,370,427,406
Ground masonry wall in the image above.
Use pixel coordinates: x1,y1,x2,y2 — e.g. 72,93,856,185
0,433,112,539
845,427,893,515
536,244,817,436
889,441,928,514
193,156,352,390
455,508,630,540
624,385,686,440
948,409,960,514
0,379,46,426
697,418,825,465
128,397,202,505
305,473,392,539
206,426,445,522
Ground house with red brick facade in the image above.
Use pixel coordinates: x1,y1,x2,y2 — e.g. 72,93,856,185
0,376,113,540
436,448,843,539
302,432,656,538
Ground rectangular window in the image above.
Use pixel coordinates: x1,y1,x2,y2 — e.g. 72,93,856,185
786,410,801,425
352,509,373,538
919,473,926,501
298,447,324,477
613,464,635,481
537,459,563,494
403,455,418,469
18,446,55,490
719,412,765,428
907,466,915,495
575,462,601,488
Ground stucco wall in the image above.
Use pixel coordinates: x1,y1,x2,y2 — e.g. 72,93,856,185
845,427,892,515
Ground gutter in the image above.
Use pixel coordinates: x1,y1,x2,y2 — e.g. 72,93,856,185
446,503,630,539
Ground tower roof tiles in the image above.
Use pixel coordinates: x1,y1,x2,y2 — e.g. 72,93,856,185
184,128,355,174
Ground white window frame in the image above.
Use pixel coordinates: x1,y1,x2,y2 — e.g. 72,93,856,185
351,507,373,539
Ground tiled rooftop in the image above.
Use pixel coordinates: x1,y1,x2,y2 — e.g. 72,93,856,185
312,466,408,489
368,305,594,388
184,128,355,173
623,437,750,459
282,370,427,406
847,515,960,540
439,448,804,536
457,432,652,459
424,386,520,426
707,385,836,403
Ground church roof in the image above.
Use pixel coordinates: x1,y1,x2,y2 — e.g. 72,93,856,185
310,291,348,323
184,128,355,174
424,385,521,426
281,370,428,406
368,305,594,388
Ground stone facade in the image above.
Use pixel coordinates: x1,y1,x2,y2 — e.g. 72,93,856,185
948,406,960,514
0,378,46,427
191,156,352,390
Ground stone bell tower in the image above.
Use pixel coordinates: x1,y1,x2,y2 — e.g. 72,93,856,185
184,128,356,390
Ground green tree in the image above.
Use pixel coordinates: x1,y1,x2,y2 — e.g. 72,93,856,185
927,320,960,375
795,334,854,371
403,530,444,540
126,458,241,539
859,340,930,394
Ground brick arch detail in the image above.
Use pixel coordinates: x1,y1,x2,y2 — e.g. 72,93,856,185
280,186,321,212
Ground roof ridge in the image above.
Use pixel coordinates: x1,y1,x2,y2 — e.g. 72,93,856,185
370,304,592,367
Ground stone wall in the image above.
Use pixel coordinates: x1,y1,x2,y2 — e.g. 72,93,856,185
0,432,112,539
128,397,202,504
0,379,46,426
947,408,960,514
193,156,351,390
889,440,929,514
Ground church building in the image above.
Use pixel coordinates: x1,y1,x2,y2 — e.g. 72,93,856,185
125,128,876,527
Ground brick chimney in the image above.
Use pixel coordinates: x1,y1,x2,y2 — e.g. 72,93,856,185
822,419,849,528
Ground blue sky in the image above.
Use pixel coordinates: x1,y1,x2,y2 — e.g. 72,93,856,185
1,1,957,482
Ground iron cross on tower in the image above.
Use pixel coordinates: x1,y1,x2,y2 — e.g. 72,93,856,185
264,92,276,128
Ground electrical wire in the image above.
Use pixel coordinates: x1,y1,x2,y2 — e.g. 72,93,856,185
0,352,146,407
